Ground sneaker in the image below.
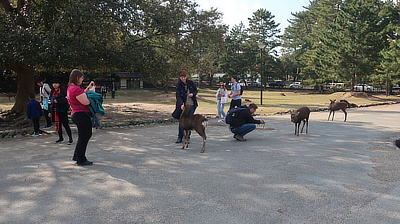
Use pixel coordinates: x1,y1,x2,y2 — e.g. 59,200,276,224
218,119,223,122
77,160,93,166
234,134,246,142
68,140,73,145
55,139,64,143
32,133,39,137
175,138,182,143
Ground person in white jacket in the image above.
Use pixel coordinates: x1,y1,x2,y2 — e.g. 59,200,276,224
36,78,53,128
216,82,228,122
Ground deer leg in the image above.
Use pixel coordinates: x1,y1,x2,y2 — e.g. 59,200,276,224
182,131,186,149
328,110,332,121
201,133,206,153
296,123,300,136
305,119,309,134
342,109,347,122
331,111,335,121
300,120,306,134
195,127,207,153
185,130,189,148
202,127,206,153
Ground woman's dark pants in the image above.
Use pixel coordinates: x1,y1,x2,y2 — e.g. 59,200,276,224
71,112,92,163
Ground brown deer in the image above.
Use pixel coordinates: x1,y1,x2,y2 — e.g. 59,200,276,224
291,107,310,136
2,92,16,101
328,99,349,122
179,104,207,153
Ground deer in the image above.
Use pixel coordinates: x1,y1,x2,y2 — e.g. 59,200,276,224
291,107,310,136
179,104,208,153
2,92,16,101
328,99,349,122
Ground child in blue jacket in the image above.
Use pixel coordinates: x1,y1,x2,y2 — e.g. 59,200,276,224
27,93,43,136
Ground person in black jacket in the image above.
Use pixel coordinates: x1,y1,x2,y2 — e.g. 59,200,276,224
49,79,73,144
230,103,265,141
174,70,198,143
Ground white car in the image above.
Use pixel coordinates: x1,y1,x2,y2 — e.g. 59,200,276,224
250,81,261,87
354,84,374,92
290,82,303,89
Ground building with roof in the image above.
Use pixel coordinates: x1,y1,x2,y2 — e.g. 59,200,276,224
114,72,143,89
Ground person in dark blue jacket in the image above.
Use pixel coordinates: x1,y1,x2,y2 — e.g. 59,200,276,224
27,93,43,136
174,70,198,143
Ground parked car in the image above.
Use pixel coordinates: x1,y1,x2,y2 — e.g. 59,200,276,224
327,83,346,90
250,81,261,87
354,84,374,92
268,81,285,88
289,82,303,89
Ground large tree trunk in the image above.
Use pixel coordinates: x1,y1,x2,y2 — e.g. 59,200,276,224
11,65,35,113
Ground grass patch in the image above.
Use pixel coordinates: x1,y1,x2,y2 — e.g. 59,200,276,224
1,88,399,115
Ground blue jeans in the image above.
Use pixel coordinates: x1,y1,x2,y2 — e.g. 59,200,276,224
230,123,256,137
178,105,195,139
217,100,226,119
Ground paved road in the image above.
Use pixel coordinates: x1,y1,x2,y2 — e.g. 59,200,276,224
1,104,400,223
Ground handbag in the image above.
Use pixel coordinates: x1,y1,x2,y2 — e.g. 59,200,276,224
220,96,228,104
75,104,101,128
90,115,100,128
172,106,182,119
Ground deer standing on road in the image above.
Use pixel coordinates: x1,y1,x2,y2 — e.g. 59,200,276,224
328,99,349,122
179,104,207,153
291,107,310,136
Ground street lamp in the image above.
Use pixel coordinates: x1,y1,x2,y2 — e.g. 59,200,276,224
258,43,266,105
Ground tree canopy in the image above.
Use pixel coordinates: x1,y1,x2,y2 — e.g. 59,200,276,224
0,0,226,112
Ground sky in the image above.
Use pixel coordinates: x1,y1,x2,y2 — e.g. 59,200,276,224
194,0,311,33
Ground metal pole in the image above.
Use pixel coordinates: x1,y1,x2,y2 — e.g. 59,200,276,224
260,48,263,105
386,72,389,96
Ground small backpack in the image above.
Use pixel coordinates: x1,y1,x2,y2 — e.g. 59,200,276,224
235,83,243,95
225,107,246,124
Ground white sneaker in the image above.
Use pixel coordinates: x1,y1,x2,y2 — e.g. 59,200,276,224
218,119,223,122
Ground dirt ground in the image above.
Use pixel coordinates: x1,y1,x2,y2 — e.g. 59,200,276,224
0,96,216,134
1,90,399,134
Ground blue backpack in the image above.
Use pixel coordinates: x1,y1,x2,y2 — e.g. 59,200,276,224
225,107,246,124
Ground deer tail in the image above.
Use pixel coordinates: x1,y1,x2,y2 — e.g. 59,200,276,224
202,118,208,127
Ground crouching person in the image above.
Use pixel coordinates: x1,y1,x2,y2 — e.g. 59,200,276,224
229,103,265,141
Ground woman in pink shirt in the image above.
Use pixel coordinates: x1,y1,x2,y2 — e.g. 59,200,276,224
67,69,95,166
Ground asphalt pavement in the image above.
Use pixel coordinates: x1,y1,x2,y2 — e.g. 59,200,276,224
1,104,400,223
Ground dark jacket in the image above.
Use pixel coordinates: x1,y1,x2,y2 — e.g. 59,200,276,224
230,105,261,129
50,86,69,114
27,99,43,119
172,78,198,119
